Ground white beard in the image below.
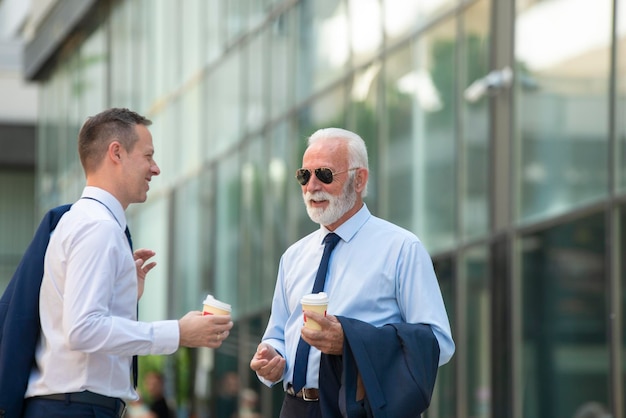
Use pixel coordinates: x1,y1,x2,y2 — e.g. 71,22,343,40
303,180,356,226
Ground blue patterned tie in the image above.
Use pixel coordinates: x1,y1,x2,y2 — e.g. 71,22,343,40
125,226,138,388
292,232,341,393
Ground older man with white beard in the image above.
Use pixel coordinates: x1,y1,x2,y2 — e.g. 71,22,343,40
250,128,455,418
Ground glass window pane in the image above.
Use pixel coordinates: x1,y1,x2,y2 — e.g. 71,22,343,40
269,7,296,120
0,171,34,286
521,213,609,417
429,258,456,418
244,30,266,133
617,0,626,191
349,61,381,213
205,53,241,159
199,167,216,307
296,0,349,100
180,82,202,172
239,137,265,315
621,0,626,402
460,0,490,240
181,0,202,82
133,198,171,319
464,247,490,417
415,21,457,250
268,122,293,301
515,0,612,222
203,0,223,64
383,43,414,229
384,20,457,251
225,0,248,42
110,0,132,106
215,153,241,316
383,0,456,43
80,26,107,116
622,206,626,405
136,0,153,111
172,177,204,313
65,54,84,199
347,0,381,67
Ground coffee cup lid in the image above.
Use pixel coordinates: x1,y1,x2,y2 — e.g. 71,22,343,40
301,292,329,305
202,294,232,311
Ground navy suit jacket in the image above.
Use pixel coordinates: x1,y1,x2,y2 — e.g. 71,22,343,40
0,204,71,418
320,317,440,418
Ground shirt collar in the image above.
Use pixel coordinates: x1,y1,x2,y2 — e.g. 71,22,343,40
319,203,371,244
81,186,128,230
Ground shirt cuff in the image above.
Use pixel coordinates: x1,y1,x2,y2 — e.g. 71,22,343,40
150,320,180,355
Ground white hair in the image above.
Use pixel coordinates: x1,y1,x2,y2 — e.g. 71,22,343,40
307,127,369,196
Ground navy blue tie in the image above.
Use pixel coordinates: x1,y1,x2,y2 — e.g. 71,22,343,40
124,226,133,251
292,232,341,393
125,226,138,388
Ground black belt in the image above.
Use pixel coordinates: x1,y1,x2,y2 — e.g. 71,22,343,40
32,391,126,417
287,385,319,401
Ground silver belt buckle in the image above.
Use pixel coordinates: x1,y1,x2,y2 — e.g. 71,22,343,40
302,389,318,402
302,389,314,401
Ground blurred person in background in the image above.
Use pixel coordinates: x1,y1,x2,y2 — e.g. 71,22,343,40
143,371,174,418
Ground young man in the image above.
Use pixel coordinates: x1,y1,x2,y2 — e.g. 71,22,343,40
250,128,454,417
22,108,233,418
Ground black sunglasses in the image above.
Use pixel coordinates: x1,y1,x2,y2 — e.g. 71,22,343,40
295,167,359,186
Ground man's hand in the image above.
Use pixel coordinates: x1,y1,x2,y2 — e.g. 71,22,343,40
301,312,344,355
178,311,233,348
133,248,157,300
250,342,286,382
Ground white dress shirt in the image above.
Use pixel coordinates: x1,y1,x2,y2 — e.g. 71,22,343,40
25,187,179,401
260,204,455,390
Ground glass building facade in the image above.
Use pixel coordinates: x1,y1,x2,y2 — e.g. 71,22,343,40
18,0,626,417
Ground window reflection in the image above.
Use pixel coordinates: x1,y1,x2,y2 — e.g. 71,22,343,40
516,0,612,222
239,138,265,315
215,153,241,315
349,62,381,211
521,213,609,418
465,247,490,418
269,7,295,120
296,0,349,99
617,1,626,191
384,20,457,251
205,54,241,158
429,258,456,418
460,0,490,241
172,177,203,313
383,0,455,40
347,0,381,66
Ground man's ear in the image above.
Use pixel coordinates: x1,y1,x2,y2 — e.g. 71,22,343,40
108,141,122,163
355,169,368,192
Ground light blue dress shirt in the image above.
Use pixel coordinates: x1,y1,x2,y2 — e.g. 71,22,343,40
260,204,455,390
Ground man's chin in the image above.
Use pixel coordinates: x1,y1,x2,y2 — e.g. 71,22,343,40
307,208,340,226
306,207,324,224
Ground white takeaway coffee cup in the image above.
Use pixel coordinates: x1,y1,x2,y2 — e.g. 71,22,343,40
300,292,329,330
202,294,231,315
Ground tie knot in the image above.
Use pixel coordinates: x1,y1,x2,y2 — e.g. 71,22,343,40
324,232,340,249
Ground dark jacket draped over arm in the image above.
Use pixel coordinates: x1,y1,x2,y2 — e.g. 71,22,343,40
0,204,71,418
320,317,440,418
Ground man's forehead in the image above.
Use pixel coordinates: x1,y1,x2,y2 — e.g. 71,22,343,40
305,138,346,158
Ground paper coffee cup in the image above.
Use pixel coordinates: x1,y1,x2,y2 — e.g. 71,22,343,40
301,292,329,330
202,294,231,315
